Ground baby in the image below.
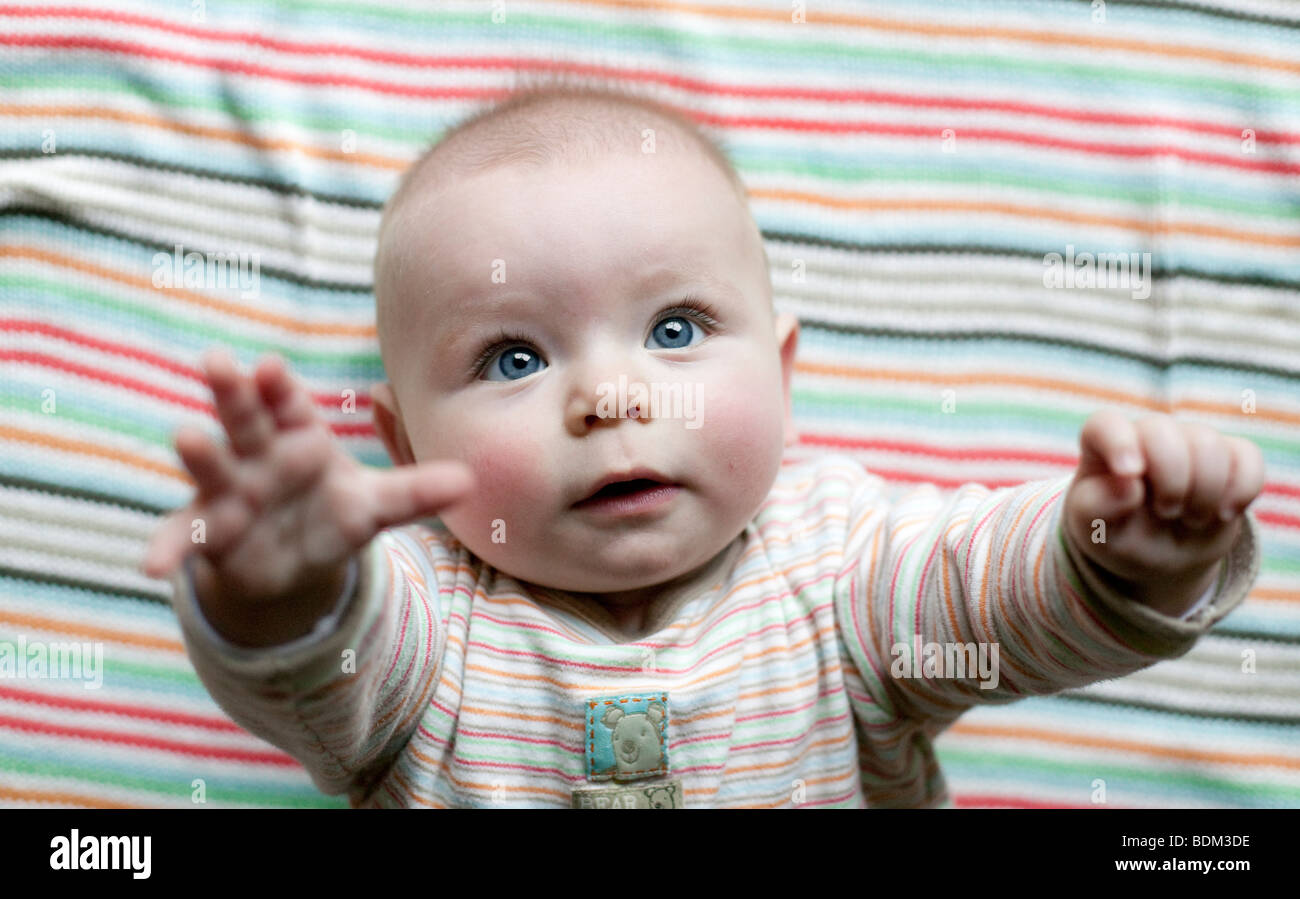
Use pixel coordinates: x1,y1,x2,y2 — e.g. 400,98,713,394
141,85,1264,809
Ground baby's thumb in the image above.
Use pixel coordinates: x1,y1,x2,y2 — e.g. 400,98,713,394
368,460,476,532
140,508,194,580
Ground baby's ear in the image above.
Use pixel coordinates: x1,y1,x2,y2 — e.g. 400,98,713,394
774,313,800,447
371,382,416,466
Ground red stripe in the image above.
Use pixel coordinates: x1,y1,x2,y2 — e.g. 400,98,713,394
800,787,861,807
454,728,580,753
730,711,852,751
701,111,1300,176
449,756,581,780
1257,509,1300,529
4,6,1298,145
4,34,1298,176
798,435,1300,516
0,345,375,437
0,714,298,765
953,794,1097,808
0,317,372,412
800,433,1078,466
0,684,242,732
1,347,210,411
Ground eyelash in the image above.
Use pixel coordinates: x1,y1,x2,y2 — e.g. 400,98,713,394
468,295,722,378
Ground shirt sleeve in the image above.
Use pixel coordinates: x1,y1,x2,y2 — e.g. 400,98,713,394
168,527,449,803
833,470,1262,728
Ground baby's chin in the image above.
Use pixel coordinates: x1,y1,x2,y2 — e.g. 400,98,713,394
537,547,726,595
442,509,744,595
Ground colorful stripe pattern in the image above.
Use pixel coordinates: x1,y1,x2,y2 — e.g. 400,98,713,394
171,455,1262,807
1,0,1298,807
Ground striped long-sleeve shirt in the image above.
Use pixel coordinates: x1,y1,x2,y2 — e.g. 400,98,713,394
170,453,1260,808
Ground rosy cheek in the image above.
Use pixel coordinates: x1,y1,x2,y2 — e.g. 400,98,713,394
698,366,784,479
443,420,549,525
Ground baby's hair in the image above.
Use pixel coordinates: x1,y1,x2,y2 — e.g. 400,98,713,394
373,80,771,364
388,83,749,214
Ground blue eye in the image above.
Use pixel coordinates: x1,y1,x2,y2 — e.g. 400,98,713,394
482,346,546,381
648,316,703,350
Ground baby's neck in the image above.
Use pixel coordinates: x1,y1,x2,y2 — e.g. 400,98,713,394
563,533,746,642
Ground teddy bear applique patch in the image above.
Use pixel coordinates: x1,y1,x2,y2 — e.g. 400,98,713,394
573,693,683,808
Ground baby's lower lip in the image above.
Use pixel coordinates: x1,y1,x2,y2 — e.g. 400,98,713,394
572,483,681,517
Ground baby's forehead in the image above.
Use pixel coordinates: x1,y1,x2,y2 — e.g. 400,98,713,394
383,153,749,284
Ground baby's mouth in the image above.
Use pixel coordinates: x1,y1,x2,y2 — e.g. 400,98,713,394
571,471,681,513
575,479,667,506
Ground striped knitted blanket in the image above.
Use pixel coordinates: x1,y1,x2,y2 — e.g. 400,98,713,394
1,0,1296,808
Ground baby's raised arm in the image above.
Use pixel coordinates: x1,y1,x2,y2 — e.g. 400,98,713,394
141,350,473,800
838,411,1263,730
141,348,473,645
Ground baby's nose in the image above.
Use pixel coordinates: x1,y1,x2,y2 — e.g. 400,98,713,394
565,378,653,436
583,398,645,427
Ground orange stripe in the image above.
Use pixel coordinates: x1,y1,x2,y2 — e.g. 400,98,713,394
995,492,1050,669
716,768,859,807
407,737,612,805
1251,588,1300,603
1033,527,1049,622
967,503,1042,691
862,524,883,683
948,721,1300,769
0,422,185,480
755,190,1300,249
437,674,463,703
0,785,142,808
0,610,184,652
580,0,1300,76
940,515,968,645
387,764,446,808
457,548,840,641
0,104,405,170
460,623,839,692
459,705,585,732
796,361,1300,430
437,763,572,800
5,245,376,337
723,733,852,774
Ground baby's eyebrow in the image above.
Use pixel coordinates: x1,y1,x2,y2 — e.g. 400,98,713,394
428,265,740,354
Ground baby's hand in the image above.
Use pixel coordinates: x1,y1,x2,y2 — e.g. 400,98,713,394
1062,410,1265,618
140,349,474,646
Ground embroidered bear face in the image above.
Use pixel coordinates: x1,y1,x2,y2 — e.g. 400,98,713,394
642,784,678,808
601,701,666,775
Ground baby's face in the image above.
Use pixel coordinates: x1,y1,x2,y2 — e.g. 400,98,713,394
374,149,797,598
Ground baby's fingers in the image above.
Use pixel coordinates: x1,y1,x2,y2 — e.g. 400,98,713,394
141,506,195,579
366,461,476,533
140,491,253,579
175,425,236,499
203,348,275,457
141,428,235,578
1078,409,1144,479
254,352,323,431
1217,436,1266,522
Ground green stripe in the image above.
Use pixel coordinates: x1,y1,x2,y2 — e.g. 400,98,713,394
0,751,343,807
0,634,203,691
5,72,1296,224
169,4,1300,102
792,389,1300,462
732,153,1300,223
2,274,383,369
937,745,1300,804
0,393,172,449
